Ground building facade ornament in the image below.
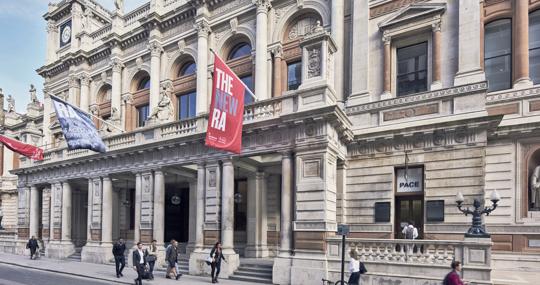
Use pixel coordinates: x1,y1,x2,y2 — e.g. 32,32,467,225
195,20,211,38
531,166,540,209
89,104,99,115
7,95,15,113
29,84,39,104
46,20,56,33
79,74,91,87
148,42,163,57
148,81,174,122
432,22,441,32
272,45,283,58
121,93,133,104
110,58,124,72
253,0,272,13
307,48,321,78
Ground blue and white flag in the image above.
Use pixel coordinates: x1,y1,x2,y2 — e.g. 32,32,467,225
51,96,107,153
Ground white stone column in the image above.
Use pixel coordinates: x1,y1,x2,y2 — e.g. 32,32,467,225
61,182,72,241
348,0,370,105
331,0,345,101
46,20,57,64
153,170,165,245
70,2,83,51
149,42,163,115
49,185,55,241
195,163,205,250
134,173,142,242
246,171,269,258
195,20,210,115
188,180,197,251
79,74,91,113
86,179,93,242
454,0,486,85
68,75,80,106
29,186,40,238
253,0,271,100
111,58,123,115
221,160,235,254
102,177,113,244
279,153,293,255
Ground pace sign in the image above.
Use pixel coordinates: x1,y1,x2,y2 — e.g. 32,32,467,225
396,167,423,193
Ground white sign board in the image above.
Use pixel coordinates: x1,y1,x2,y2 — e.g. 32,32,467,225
396,167,423,193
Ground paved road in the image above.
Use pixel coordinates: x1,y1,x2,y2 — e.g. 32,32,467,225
0,263,122,285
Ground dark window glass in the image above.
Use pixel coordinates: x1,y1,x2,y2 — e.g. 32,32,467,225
136,104,149,127
137,76,151,90
287,61,302,90
484,19,512,92
228,43,252,60
240,75,254,105
179,61,196,77
397,42,428,96
178,91,197,120
530,10,540,84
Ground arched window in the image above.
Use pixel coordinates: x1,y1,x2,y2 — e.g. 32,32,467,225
137,76,151,90
178,61,196,77
228,43,252,60
484,19,512,92
530,10,540,84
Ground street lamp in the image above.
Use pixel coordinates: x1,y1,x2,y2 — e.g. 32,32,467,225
455,190,500,238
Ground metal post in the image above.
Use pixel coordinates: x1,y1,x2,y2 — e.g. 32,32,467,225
340,233,345,285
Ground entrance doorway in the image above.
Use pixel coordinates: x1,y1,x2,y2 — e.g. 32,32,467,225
395,196,423,239
165,187,189,247
234,179,248,256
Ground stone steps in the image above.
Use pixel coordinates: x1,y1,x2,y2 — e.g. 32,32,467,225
230,262,273,284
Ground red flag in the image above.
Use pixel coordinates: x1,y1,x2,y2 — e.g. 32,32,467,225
205,52,250,154
0,135,44,161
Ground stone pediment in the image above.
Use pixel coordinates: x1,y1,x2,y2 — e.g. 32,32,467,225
378,3,446,30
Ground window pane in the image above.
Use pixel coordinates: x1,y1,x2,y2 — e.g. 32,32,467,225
531,11,540,49
240,75,254,105
397,42,428,96
485,55,512,92
530,48,540,85
179,61,196,77
287,61,302,90
228,43,252,60
137,105,149,127
138,76,150,90
189,92,197,117
180,94,188,119
485,19,512,58
178,92,197,120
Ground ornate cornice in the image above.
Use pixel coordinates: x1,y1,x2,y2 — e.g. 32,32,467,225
346,82,488,115
486,86,540,105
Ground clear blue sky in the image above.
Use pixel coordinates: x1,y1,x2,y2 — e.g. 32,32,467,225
0,0,146,113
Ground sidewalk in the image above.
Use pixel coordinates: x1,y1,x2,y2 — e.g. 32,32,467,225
0,253,261,285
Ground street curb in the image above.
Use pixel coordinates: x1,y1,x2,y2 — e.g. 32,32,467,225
0,260,132,284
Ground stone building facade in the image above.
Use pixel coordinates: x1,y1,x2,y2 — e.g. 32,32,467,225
7,0,540,284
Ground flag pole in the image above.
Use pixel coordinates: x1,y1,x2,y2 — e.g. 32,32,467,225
210,49,258,101
46,92,125,133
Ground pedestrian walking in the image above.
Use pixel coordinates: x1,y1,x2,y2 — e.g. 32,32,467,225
146,240,158,280
443,261,469,285
348,249,360,285
209,241,227,283
132,242,148,285
113,238,126,278
402,221,418,240
26,236,39,260
166,239,181,280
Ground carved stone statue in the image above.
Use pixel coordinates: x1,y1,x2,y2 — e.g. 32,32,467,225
530,165,540,209
149,82,174,122
100,107,121,134
307,48,321,78
82,8,92,31
7,95,15,113
114,0,124,13
29,84,39,104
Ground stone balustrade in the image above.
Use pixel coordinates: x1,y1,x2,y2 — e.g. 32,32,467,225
243,97,283,123
90,24,112,43
124,3,151,28
326,237,492,285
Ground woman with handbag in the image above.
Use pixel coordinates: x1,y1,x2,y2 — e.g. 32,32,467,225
146,240,158,280
348,249,361,285
209,241,227,283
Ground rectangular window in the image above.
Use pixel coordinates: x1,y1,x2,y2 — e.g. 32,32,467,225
485,19,512,92
178,91,197,120
136,104,149,128
397,42,428,96
240,75,254,105
530,11,540,84
287,61,302,90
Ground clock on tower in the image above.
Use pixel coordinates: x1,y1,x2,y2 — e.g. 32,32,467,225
60,20,72,47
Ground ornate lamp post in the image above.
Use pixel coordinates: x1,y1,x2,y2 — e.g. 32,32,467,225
455,190,501,238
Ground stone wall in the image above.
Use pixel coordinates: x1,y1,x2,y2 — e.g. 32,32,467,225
0,192,17,231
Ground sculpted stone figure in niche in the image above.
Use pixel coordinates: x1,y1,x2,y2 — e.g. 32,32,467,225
7,94,15,113
530,165,540,210
149,82,174,122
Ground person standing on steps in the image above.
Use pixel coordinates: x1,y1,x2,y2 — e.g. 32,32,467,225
209,241,227,283
132,242,148,285
147,240,158,280
113,238,126,278
26,236,39,260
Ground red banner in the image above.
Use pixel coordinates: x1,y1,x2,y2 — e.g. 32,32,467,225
0,135,44,161
205,52,246,154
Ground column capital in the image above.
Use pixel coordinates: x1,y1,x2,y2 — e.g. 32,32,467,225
281,151,293,159
382,33,391,45
197,162,206,169
271,44,283,58
79,73,91,87
432,22,441,32
253,0,271,13
222,159,234,166
101,176,112,182
110,58,124,72
154,169,164,176
195,19,211,38
121,93,133,104
148,41,163,57
68,75,79,89
46,20,56,32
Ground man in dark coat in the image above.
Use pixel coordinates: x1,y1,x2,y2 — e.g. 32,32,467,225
26,236,39,260
113,238,126,278
132,242,148,285
165,239,181,280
